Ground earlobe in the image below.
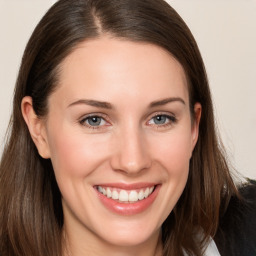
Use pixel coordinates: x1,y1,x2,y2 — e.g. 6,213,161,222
191,102,202,149
21,96,51,159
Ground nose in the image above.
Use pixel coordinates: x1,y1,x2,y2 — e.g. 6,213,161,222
110,127,152,175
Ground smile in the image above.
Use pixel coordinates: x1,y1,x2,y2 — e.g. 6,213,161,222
95,183,160,215
96,185,155,203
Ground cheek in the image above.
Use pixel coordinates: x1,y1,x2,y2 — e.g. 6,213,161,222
147,131,192,223
47,127,110,179
152,130,193,174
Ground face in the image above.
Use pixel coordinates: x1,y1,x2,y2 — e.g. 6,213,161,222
26,38,201,253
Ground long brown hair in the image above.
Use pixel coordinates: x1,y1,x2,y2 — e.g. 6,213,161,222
0,0,239,255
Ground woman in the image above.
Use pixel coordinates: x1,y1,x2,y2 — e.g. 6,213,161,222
0,0,255,255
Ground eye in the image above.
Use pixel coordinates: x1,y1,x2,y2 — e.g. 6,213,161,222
148,114,176,126
150,115,168,125
80,115,107,128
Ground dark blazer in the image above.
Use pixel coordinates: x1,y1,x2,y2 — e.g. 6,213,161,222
214,180,256,256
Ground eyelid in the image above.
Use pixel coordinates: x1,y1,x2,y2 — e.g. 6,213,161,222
78,111,177,130
148,111,177,120
146,112,177,127
79,113,111,128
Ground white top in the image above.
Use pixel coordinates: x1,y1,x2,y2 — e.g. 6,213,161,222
203,237,220,256
183,236,221,256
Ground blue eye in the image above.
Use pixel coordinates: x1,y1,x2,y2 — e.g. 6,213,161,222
153,115,167,124
148,114,176,126
81,116,107,127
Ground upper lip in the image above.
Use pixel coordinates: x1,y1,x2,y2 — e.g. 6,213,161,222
94,182,158,190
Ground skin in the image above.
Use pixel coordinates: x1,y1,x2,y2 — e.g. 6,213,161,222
22,37,201,256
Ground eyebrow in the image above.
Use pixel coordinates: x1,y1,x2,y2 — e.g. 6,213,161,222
149,97,185,108
68,99,113,109
68,97,185,109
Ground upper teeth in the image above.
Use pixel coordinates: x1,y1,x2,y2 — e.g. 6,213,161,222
97,186,155,202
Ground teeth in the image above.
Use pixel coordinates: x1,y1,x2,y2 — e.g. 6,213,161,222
97,185,155,203
106,188,112,198
112,190,119,200
144,187,150,198
98,186,103,193
138,190,144,200
119,190,128,202
129,190,138,202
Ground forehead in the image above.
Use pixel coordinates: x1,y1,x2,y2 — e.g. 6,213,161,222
51,37,189,106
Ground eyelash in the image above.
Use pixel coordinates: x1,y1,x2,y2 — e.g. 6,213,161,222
79,113,177,130
79,113,110,129
147,113,177,129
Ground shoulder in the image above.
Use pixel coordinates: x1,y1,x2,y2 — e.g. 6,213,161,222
214,179,256,256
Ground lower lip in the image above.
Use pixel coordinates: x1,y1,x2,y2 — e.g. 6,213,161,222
95,185,161,215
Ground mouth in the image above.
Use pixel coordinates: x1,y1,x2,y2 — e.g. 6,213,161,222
94,183,160,215
96,185,155,203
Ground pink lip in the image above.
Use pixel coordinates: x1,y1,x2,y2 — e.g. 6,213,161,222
96,182,156,190
94,183,161,215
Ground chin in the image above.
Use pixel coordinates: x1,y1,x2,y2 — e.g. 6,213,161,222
95,220,161,248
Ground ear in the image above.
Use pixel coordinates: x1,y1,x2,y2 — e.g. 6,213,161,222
191,102,202,150
21,96,51,159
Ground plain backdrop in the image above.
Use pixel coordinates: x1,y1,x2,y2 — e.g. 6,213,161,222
0,0,255,179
